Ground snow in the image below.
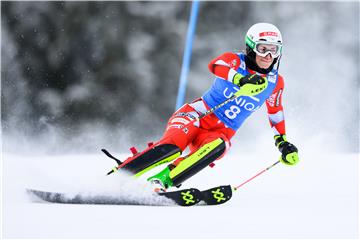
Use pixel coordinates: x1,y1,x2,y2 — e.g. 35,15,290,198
2,150,358,239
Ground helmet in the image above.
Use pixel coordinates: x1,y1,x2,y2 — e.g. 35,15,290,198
245,23,283,58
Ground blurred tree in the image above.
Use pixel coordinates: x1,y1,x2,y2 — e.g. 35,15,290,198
1,1,358,153
1,1,189,139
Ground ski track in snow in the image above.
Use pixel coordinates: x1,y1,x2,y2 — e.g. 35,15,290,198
2,151,359,239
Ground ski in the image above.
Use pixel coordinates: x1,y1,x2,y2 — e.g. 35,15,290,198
159,185,232,206
158,188,203,206
26,185,233,206
199,185,232,205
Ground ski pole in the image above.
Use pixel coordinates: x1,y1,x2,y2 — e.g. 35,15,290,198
233,160,280,191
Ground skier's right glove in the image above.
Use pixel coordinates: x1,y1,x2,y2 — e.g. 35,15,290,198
232,73,268,96
274,135,299,166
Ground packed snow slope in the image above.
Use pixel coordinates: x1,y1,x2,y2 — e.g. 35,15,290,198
2,149,358,239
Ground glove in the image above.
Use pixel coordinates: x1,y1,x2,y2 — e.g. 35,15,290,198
232,73,268,96
274,135,299,166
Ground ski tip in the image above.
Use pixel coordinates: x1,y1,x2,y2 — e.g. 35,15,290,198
158,188,202,206
153,187,166,193
200,185,233,205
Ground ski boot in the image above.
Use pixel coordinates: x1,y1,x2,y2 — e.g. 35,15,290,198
147,164,175,192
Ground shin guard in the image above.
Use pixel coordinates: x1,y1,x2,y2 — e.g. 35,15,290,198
169,138,226,187
119,144,181,176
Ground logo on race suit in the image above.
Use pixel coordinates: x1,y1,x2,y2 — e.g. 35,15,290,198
222,87,261,119
223,87,260,111
166,124,183,131
266,89,282,107
240,60,246,70
259,31,278,37
231,59,237,67
267,74,277,83
174,112,197,120
171,117,190,125
267,92,277,107
276,89,283,106
183,127,189,134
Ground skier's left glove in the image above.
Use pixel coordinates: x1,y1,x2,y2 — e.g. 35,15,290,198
274,135,299,166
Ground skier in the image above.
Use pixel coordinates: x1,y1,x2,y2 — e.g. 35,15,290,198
114,22,299,191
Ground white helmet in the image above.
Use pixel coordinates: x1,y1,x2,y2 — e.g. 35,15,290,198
245,23,283,58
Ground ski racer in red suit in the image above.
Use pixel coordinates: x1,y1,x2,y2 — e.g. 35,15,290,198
114,23,299,191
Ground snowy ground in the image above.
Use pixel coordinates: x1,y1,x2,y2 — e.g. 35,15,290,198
2,149,359,239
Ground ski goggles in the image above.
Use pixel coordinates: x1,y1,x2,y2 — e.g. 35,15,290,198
253,42,282,58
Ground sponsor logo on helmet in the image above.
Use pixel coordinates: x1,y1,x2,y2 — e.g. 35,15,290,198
259,31,278,37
